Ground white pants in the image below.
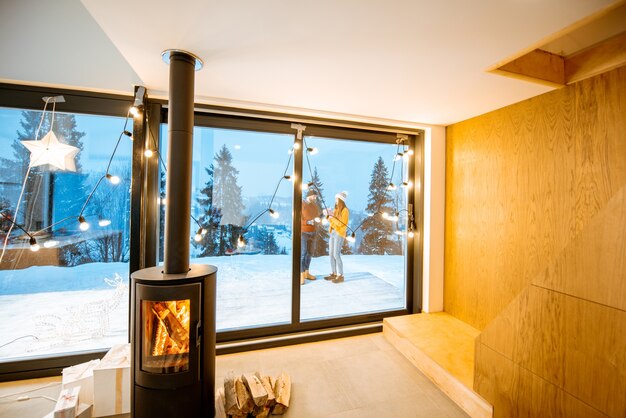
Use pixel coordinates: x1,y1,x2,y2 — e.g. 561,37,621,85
329,230,344,276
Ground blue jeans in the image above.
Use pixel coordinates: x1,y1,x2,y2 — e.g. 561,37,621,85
301,232,315,272
329,230,344,276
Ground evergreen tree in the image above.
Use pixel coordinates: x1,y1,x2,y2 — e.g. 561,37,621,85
359,156,400,255
309,167,329,257
341,237,353,255
194,165,223,257
195,145,245,255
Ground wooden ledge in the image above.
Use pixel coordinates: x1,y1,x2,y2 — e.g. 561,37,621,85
383,313,492,418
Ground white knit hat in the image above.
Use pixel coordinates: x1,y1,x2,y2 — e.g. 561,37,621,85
335,191,348,202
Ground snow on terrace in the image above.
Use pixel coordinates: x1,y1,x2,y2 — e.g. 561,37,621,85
0,255,405,360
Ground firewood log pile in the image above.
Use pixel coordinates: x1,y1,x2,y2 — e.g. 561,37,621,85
216,371,291,417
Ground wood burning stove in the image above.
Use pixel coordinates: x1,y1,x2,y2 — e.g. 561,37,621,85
130,49,215,417
131,265,216,417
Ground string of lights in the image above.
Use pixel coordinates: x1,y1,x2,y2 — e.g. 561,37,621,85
2,90,415,257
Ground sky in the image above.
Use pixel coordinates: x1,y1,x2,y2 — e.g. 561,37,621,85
162,125,408,212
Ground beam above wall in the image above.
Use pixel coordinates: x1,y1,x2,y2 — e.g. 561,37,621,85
488,1,626,88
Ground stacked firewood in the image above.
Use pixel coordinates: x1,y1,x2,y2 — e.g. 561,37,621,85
216,371,292,418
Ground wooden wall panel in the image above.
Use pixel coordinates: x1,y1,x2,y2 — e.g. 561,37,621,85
446,65,626,417
445,65,626,330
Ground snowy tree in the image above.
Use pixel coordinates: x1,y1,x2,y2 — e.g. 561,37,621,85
358,156,400,255
341,237,353,255
308,167,329,257
194,146,246,256
213,145,245,225
193,166,223,257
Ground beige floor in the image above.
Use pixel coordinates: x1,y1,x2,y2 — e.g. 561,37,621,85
0,333,467,418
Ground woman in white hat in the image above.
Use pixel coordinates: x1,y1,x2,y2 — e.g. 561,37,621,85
325,191,350,283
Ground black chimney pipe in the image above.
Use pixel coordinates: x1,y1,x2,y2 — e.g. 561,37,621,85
163,51,196,274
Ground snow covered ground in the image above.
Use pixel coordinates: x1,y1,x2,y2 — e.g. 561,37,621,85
0,255,405,360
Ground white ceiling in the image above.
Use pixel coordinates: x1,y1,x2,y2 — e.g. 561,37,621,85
0,0,619,126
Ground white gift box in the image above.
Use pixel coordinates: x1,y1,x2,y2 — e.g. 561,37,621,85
92,344,130,417
54,386,80,418
44,403,92,418
62,359,100,405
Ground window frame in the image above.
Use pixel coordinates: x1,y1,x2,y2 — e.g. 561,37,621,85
0,84,141,381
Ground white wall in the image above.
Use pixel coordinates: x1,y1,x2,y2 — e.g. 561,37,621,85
422,126,445,312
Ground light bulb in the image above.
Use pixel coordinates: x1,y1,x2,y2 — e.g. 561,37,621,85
387,183,397,191
194,233,202,242
269,209,280,219
237,235,246,247
284,175,293,181
293,142,301,150
381,212,389,219
394,153,404,161
29,237,40,252
403,152,410,160
78,216,90,231
106,174,120,185
408,230,415,238
98,219,112,227
287,149,293,155
346,233,356,243
160,197,167,205
201,228,207,236
401,182,409,188
129,106,140,117
43,240,59,248
123,130,133,140
234,144,241,150
314,216,321,223
322,216,329,225
307,147,318,155
406,149,414,156
301,183,309,190
144,149,154,158
390,212,400,222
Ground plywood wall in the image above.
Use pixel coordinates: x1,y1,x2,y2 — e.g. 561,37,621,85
445,65,626,330
445,65,626,417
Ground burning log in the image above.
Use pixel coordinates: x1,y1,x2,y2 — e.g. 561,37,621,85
271,373,291,415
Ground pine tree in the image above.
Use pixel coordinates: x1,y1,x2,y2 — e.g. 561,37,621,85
358,156,399,255
341,237,353,255
309,167,329,256
194,165,223,257
195,145,245,255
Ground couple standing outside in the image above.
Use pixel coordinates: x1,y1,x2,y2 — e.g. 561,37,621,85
300,189,349,285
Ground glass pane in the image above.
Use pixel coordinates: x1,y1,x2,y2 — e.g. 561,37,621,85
0,107,131,360
300,136,409,320
159,126,294,331
142,299,190,373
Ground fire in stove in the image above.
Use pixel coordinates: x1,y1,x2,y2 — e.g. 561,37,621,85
142,299,191,373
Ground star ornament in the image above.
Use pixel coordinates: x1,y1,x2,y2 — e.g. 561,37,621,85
21,130,80,172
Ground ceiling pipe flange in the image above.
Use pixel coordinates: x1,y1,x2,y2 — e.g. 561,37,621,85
161,49,204,71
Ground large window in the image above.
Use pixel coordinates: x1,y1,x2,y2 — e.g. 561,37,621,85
158,115,418,334
0,105,132,361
